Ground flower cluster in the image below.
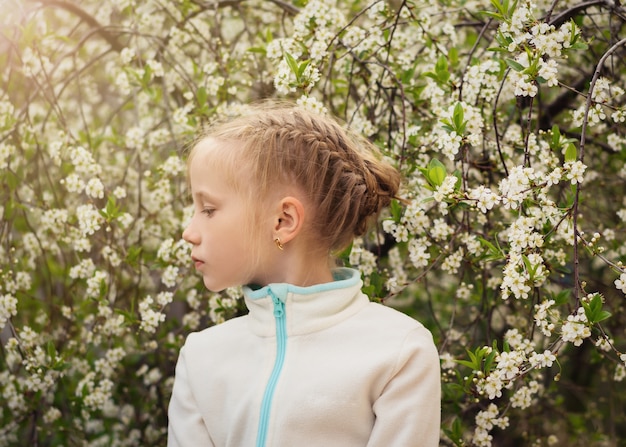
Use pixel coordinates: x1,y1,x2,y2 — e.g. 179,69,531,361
498,0,583,98
0,294,18,331
267,0,345,95
139,295,169,334
561,307,592,346
1,0,625,445
472,404,509,447
614,272,626,294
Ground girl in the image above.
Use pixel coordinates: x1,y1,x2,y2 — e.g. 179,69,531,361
167,103,441,447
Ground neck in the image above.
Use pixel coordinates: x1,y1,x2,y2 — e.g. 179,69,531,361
283,260,335,287
280,258,335,287
254,248,335,288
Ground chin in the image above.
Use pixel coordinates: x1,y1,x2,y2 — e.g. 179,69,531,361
202,272,248,292
202,277,224,293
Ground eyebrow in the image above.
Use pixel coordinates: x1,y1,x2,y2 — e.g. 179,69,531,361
192,190,218,202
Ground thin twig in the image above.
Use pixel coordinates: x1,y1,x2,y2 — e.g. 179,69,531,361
573,36,626,303
30,0,125,51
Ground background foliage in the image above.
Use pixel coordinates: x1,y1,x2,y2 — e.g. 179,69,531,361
1,0,625,445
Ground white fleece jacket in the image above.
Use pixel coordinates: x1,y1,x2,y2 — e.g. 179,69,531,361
167,268,441,447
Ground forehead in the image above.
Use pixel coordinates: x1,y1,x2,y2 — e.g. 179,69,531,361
191,137,228,164
190,138,233,175
187,138,245,194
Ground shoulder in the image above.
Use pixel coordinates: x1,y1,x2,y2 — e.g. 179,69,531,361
344,297,437,351
361,299,429,332
358,300,438,358
362,302,440,368
183,315,249,352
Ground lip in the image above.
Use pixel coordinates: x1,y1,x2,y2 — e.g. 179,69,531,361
191,256,204,269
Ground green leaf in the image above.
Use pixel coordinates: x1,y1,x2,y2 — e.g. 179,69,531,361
440,117,454,133
47,340,57,363
522,254,538,281
296,59,310,79
197,87,207,107
103,196,120,221
506,0,519,16
452,102,466,134
570,42,588,50
595,311,612,323
435,55,450,83
389,199,403,221
455,358,477,370
142,64,153,84
479,10,503,21
502,339,510,353
483,345,497,374
427,158,447,187
337,241,353,267
582,294,612,324
401,64,417,84
284,52,300,79
551,124,561,149
362,271,385,300
247,47,267,54
126,246,143,267
505,58,525,72
564,143,577,162
489,0,506,15
448,47,459,67
443,417,465,446
552,289,571,306
417,167,434,191
3,197,16,220
6,169,19,190
456,346,489,371
477,236,505,261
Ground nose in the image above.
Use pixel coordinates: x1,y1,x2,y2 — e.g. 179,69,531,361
182,216,200,245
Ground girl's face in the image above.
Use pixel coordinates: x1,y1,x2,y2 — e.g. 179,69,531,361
183,140,271,291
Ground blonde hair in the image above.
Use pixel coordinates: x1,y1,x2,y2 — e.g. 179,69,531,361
188,102,400,253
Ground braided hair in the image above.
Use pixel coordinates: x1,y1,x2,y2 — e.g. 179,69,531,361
191,102,400,253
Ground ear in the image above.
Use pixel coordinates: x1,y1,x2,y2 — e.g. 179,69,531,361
273,196,305,245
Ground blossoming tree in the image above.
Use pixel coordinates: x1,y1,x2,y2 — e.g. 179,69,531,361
1,0,625,445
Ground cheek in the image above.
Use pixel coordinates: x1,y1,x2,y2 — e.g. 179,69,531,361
208,220,241,250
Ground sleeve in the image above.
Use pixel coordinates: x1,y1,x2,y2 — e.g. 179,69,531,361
367,326,441,447
167,343,215,447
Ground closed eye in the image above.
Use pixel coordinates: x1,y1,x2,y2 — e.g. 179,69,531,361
201,208,216,217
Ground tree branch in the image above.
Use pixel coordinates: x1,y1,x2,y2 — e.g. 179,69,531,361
573,36,626,303
27,0,125,52
548,0,610,27
192,0,299,15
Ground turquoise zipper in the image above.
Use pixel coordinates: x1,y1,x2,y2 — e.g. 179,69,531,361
255,290,287,447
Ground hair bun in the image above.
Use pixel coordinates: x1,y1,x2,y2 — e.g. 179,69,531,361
353,155,400,236
197,102,401,252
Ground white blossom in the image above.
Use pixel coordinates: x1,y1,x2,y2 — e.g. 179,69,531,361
468,185,500,213
85,178,105,199
529,350,556,368
76,204,104,236
0,294,18,330
564,160,587,184
0,143,16,169
139,296,166,333
614,273,626,294
433,175,458,203
561,307,592,346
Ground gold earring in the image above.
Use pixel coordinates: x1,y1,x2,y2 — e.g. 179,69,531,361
274,237,284,250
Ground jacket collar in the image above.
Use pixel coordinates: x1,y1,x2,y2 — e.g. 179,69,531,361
243,268,368,336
